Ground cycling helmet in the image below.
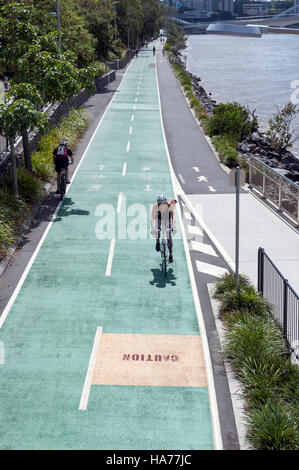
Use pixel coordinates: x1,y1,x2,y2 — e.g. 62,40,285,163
59,140,67,146
157,194,168,203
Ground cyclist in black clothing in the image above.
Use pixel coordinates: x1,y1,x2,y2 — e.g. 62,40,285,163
153,46,156,55
53,141,73,194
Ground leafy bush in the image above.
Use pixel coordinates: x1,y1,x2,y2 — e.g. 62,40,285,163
214,272,298,449
224,314,288,371
213,272,251,300
246,401,299,450
0,220,15,259
32,107,89,180
206,102,258,142
6,168,45,202
219,286,271,317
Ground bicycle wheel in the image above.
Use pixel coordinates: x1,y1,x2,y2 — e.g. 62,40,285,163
161,241,167,278
60,172,66,201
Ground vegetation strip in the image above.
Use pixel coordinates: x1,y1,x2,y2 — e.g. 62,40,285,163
0,107,89,261
213,273,299,450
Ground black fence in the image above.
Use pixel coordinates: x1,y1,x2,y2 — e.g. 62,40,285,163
258,247,299,361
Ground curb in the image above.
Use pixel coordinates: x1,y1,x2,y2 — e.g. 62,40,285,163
207,283,251,451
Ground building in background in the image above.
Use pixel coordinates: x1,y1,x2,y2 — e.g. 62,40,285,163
242,2,270,16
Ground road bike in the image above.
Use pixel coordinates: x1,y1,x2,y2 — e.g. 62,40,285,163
59,167,67,201
159,224,172,278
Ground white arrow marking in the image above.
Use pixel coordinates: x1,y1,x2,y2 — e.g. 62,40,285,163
192,166,200,172
88,184,101,191
197,176,208,183
208,186,216,192
142,166,151,171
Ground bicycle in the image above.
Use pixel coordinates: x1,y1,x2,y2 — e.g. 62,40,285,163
159,224,172,278
59,167,67,201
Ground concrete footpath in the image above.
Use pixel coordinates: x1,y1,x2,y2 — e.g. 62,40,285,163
156,50,299,294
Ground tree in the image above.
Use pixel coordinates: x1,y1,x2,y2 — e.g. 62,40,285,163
266,103,298,155
0,99,48,195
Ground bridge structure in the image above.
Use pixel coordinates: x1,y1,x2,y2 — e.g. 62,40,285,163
174,1,299,32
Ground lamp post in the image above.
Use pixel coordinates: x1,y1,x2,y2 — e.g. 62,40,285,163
111,1,119,41
56,0,61,51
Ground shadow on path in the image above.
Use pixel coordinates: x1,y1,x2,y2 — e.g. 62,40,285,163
150,267,177,288
54,197,90,222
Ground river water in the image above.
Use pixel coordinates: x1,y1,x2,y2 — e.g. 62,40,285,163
186,34,299,157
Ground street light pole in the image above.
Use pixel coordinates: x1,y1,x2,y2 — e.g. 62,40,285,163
56,0,61,51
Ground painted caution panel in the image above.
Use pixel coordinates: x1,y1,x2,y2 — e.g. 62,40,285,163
92,333,207,387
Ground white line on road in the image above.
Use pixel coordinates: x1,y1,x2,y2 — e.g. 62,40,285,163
105,239,116,277
192,166,200,172
126,141,130,152
117,192,123,213
129,126,133,135
196,260,228,278
134,97,138,103
133,105,136,111
145,185,151,191
79,327,102,410
131,114,134,122
208,186,216,192
183,212,192,220
188,225,203,236
191,241,217,257
122,162,127,176
178,174,186,184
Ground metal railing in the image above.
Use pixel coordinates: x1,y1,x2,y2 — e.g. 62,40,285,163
247,154,299,226
258,247,299,362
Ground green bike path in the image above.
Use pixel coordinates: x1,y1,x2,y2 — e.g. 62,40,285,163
0,47,216,450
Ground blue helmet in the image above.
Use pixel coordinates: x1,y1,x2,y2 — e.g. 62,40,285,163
157,194,167,203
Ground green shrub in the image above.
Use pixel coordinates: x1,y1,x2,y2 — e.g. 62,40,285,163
16,169,45,202
246,401,299,450
0,186,26,223
206,102,258,142
240,357,285,405
224,314,288,374
213,272,251,300
0,220,15,259
219,286,271,317
32,107,89,179
189,97,200,109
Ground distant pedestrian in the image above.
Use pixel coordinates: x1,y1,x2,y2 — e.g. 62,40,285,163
153,46,156,55
3,77,10,103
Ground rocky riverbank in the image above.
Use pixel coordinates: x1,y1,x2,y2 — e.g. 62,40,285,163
186,69,299,185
